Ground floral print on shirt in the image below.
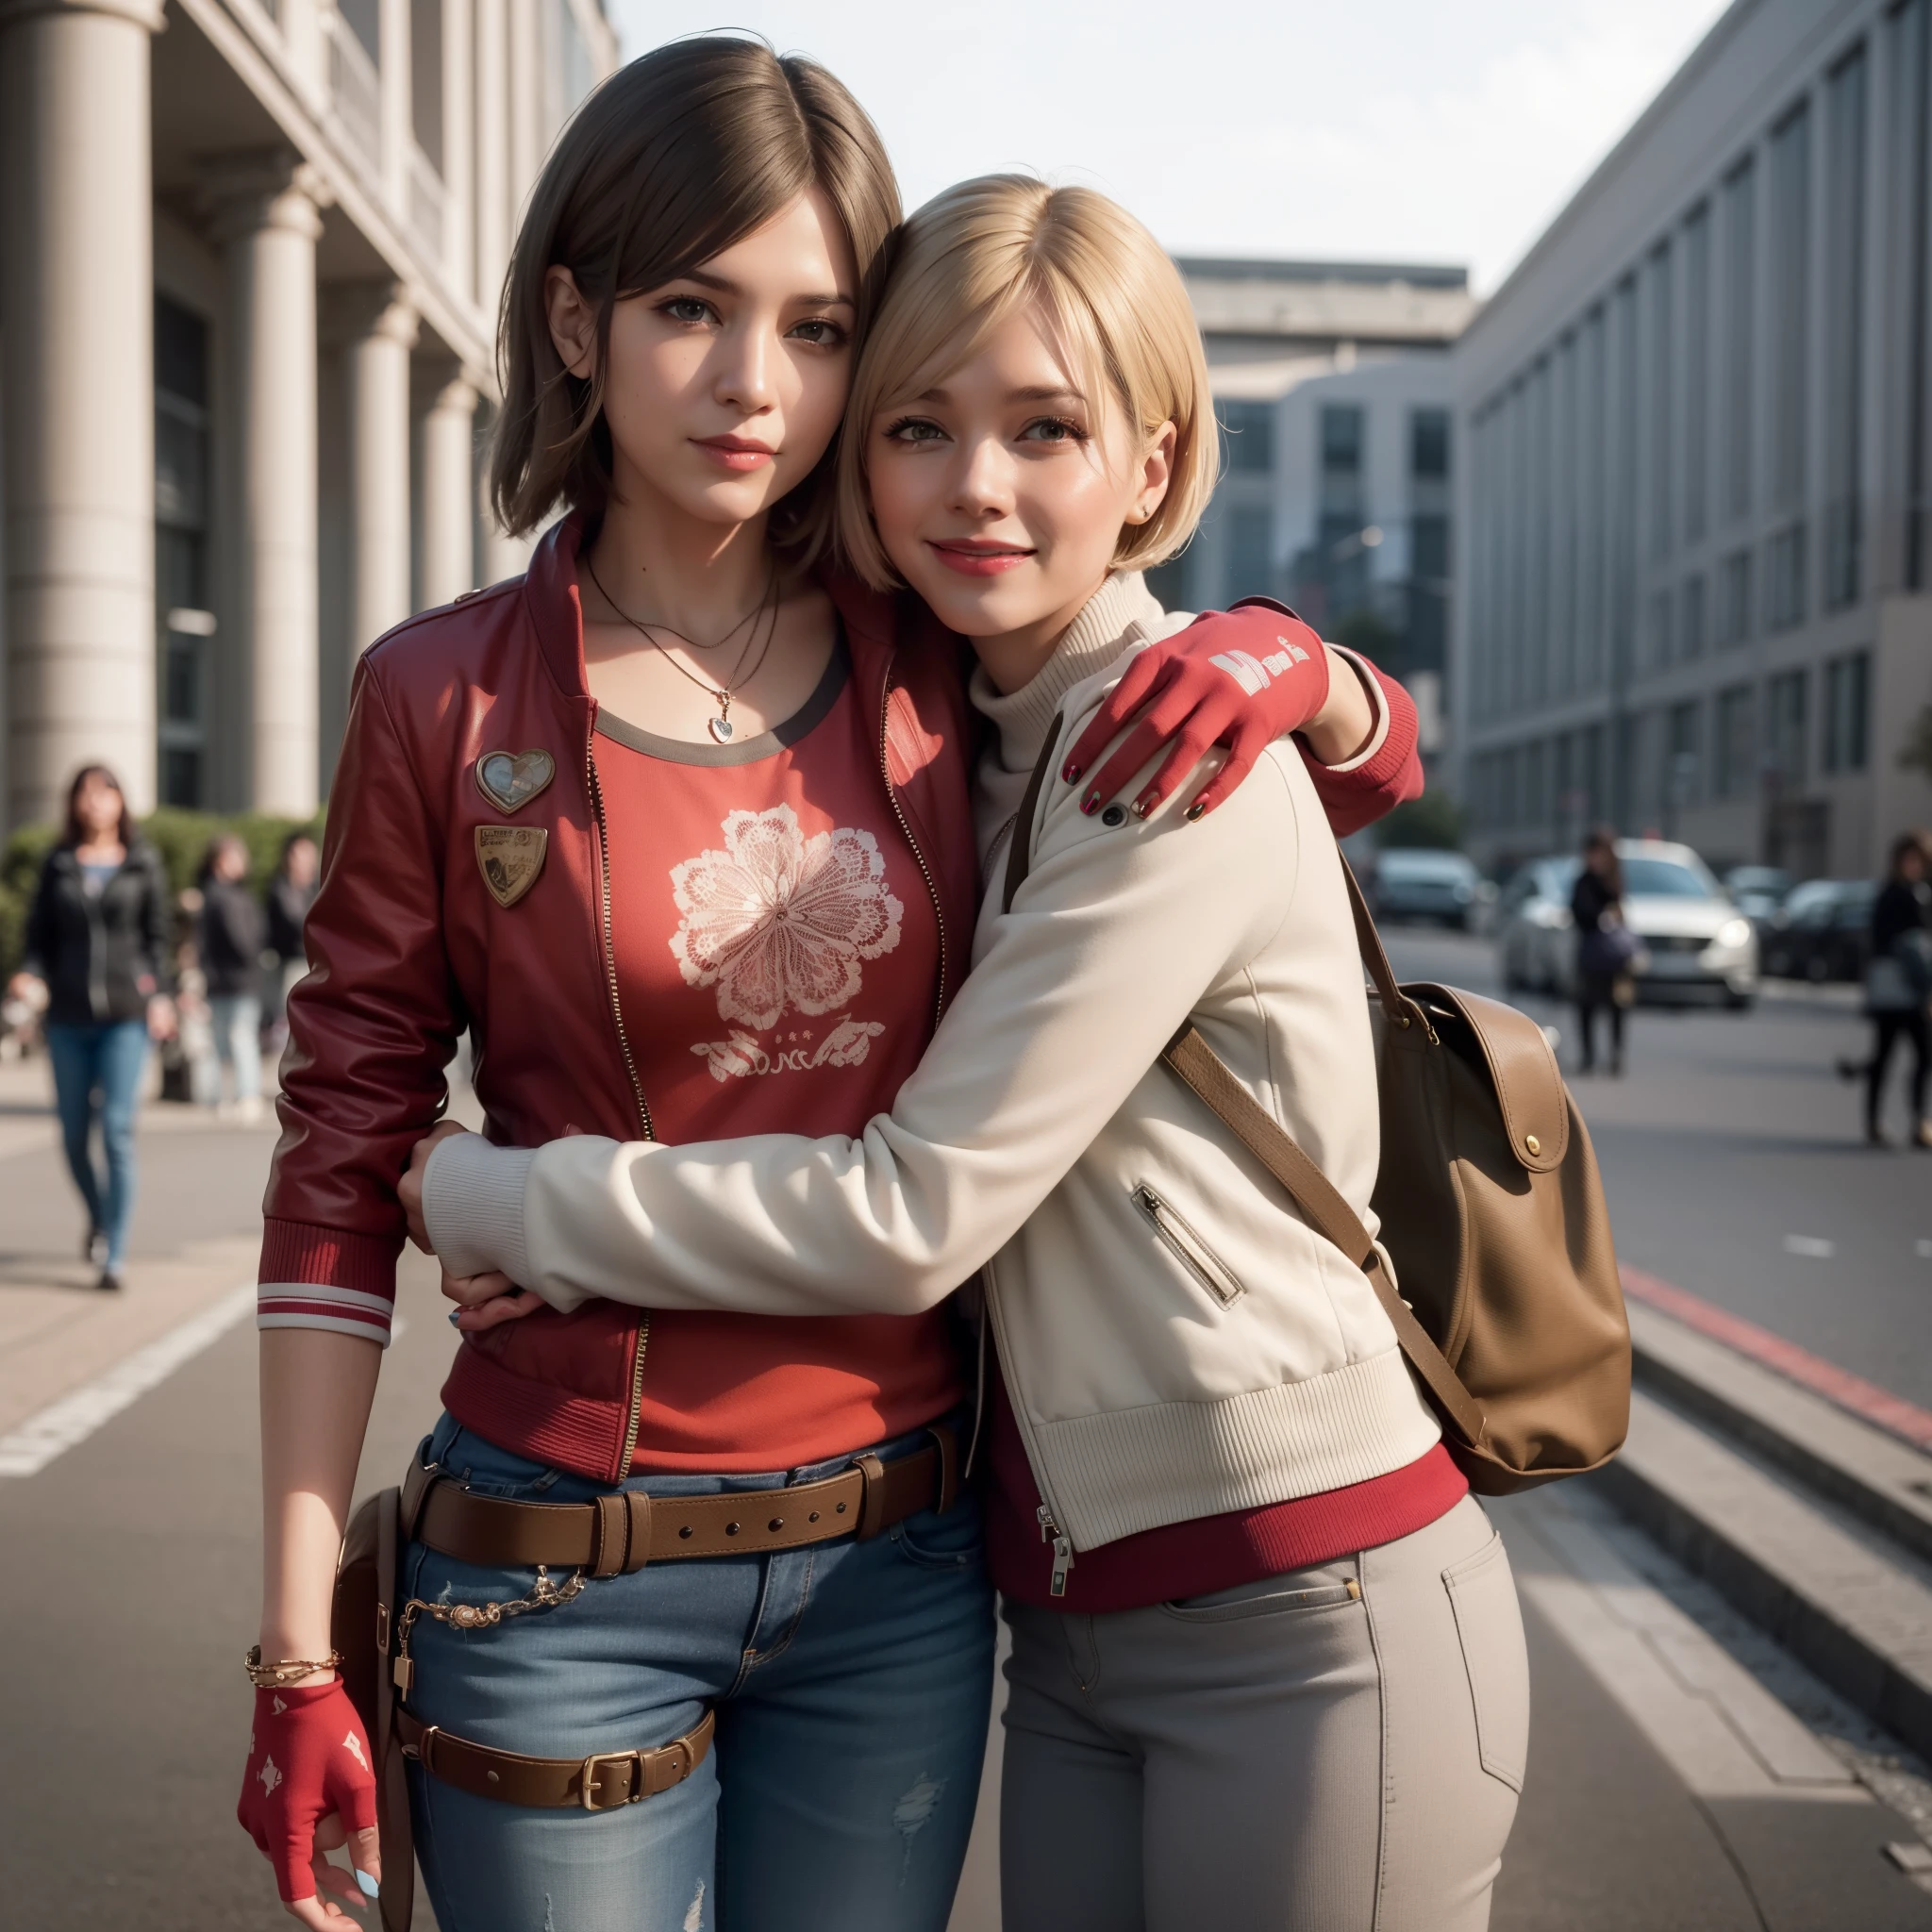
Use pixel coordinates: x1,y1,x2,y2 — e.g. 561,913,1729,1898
669,804,904,1079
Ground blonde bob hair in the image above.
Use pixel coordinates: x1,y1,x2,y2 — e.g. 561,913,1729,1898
836,176,1215,589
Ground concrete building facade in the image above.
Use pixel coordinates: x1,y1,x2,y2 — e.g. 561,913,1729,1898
0,0,617,830
1454,0,1932,877
1164,258,1471,749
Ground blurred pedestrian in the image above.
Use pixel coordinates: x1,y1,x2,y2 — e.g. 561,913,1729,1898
198,833,266,1124
1571,828,1639,1076
5,765,175,1290
1858,831,1931,1148
262,830,318,1053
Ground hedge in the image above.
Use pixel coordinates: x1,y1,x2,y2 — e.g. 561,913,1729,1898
0,808,325,983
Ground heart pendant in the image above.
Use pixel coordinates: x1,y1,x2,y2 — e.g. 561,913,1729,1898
475,748,557,814
708,715,735,743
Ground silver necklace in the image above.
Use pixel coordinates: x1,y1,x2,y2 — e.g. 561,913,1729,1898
586,558,779,743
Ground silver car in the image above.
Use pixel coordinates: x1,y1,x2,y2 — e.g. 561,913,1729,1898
1497,841,1757,1008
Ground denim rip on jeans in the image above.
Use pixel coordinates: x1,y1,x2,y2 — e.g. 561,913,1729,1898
44,1019,148,1268
401,1409,995,1932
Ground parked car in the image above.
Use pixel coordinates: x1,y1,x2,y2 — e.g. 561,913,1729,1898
1497,858,1579,993
1497,841,1757,1007
1367,849,1488,928
1758,878,1876,983
1723,865,1793,929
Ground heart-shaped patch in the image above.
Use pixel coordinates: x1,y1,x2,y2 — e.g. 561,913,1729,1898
475,748,556,814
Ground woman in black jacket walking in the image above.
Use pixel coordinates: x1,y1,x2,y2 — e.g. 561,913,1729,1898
1571,829,1636,1076
6,767,175,1290
1860,832,1932,1148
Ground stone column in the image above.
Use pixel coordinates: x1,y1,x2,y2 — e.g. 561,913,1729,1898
0,0,163,827
472,0,509,314
207,157,326,815
441,0,475,303
420,373,477,608
378,0,413,212
343,285,420,661
276,0,325,103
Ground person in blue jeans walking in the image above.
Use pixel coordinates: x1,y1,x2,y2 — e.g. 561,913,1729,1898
8,765,175,1291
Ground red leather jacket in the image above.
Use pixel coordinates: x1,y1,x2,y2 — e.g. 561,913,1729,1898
261,515,1421,1481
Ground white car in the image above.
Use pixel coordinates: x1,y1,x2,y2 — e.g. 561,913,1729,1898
1497,841,1757,1009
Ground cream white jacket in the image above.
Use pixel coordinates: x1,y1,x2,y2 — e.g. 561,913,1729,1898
426,575,1439,1551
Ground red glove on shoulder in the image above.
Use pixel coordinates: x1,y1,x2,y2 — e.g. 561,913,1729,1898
1059,600,1332,821
237,1678,379,1907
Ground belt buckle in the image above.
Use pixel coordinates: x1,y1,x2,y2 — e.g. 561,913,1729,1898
580,1748,643,1811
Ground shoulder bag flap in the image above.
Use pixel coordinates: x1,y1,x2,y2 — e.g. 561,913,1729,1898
1401,983,1570,1174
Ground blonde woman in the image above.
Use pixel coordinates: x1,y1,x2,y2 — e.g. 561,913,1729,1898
413,178,1520,1928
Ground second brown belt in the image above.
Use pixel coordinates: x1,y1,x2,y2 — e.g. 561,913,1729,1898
402,1426,959,1579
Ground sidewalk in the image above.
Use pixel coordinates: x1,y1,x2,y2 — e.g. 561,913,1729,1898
0,1051,276,1439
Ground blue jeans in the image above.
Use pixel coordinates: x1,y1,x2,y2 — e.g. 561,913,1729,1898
44,1019,148,1269
208,993,262,1102
402,1410,994,1932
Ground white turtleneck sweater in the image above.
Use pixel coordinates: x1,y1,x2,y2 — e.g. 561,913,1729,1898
426,574,1435,1550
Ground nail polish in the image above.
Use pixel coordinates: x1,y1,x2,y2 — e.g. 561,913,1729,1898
1080,791,1101,816
447,1308,462,1328
1186,800,1208,822
357,1870,382,1899
1060,760,1082,785
1132,795,1155,820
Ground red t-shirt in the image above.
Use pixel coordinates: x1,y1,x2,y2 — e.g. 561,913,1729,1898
984,1362,1467,1611
591,641,963,1471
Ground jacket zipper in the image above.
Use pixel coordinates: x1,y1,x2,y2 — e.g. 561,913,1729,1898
878,679,948,1033
982,1257,1079,1594
86,864,108,1022
878,677,972,1457
1037,1503,1075,1598
585,736,653,1476
1131,1183,1247,1306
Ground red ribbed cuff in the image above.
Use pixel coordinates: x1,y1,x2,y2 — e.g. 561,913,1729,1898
258,1218,403,1295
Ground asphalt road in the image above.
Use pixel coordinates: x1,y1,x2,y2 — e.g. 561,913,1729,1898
1381,927,1932,1410
1,1005,1929,1929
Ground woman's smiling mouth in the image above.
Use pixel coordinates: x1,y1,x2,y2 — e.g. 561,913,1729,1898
693,435,778,472
927,539,1035,576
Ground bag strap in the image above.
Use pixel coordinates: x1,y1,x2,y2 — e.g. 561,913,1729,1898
996,721,1484,1447
1000,712,1062,916
1158,1025,1487,1449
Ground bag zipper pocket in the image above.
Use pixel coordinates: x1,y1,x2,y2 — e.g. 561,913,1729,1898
1131,1183,1246,1306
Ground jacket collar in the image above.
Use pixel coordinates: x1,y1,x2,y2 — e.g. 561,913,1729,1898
972,571,1164,775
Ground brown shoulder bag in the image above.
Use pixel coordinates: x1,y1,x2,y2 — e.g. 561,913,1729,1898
1003,728,1630,1493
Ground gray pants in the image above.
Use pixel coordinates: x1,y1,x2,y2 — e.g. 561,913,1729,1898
1000,1491,1527,1931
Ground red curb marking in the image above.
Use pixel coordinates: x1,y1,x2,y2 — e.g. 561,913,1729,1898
1621,1263,1932,1453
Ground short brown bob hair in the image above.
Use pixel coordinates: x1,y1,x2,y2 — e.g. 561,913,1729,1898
836,175,1216,590
490,37,900,559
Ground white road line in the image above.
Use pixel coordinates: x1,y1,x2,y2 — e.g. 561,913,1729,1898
1782,1234,1836,1259
0,1285,256,1477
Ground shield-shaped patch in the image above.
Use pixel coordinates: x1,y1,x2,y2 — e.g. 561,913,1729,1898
475,824,548,908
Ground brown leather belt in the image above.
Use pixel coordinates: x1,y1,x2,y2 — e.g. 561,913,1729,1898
401,1424,959,1578
396,1704,715,1810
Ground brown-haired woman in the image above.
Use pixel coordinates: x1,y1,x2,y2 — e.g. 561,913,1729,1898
8,765,175,1291
233,39,1423,1932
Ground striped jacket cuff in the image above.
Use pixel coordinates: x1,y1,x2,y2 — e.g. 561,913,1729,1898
257,1282,394,1346
258,1219,400,1344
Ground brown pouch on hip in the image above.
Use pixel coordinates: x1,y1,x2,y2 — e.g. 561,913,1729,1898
333,1487,413,1932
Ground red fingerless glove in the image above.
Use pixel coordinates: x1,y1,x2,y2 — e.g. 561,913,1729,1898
237,1679,378,1904
1059,600,1331,820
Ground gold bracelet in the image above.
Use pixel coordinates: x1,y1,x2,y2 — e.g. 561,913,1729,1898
245,1644,344,1689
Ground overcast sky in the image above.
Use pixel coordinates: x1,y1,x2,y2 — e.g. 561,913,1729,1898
606,0,1733,295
